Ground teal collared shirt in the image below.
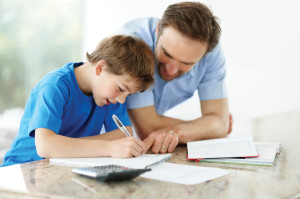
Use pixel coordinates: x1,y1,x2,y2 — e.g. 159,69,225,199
118,17,227,115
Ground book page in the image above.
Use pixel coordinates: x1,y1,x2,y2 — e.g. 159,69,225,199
187,137,258,159
199,142,282,166
246,142,282,161
50,154,171,169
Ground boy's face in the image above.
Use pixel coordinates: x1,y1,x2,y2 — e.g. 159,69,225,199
92,62,140,107
155,25,208,81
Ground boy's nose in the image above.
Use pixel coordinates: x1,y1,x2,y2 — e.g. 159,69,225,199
116,94,126,104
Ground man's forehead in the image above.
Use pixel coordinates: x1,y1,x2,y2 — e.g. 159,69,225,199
158,30,207,64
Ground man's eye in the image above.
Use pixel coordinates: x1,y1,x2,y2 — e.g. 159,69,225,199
119,87,124,92
164,52,172,59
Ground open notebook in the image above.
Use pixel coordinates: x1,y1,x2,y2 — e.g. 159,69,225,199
199,142,282,166
50,154,171,169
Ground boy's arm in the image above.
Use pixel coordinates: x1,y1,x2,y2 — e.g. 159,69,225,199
35,128,145,158
79,126,134,141
128,98,230,153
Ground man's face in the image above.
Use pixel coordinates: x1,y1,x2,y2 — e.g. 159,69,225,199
155,26,208,81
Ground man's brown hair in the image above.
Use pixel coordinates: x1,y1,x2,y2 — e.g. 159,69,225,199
158,1,221,53
86,35,154,92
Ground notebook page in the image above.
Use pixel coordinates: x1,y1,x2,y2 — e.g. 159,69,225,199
187,137,258,159
50,154,171,169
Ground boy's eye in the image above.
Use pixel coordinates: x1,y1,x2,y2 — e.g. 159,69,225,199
119,87,124,92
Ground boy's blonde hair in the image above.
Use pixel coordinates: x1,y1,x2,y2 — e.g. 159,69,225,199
86,35,154,92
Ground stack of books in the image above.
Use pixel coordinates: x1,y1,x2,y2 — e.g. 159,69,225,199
187,137,282,166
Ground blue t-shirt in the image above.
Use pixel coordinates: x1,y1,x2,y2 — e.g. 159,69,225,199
118,17,227,115
1,62,131,167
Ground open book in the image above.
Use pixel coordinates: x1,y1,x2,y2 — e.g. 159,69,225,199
187,137,258,160
199,142,282,166
50,154,171,169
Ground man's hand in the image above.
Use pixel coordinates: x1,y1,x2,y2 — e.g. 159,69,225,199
143,113,233,154
143,129,179,154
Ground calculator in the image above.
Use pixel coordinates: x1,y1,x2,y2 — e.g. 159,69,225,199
72,165,151,182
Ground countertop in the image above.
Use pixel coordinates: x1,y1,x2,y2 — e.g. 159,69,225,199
0,109,300,199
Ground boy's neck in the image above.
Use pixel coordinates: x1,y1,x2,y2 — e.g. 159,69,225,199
74,62,94,96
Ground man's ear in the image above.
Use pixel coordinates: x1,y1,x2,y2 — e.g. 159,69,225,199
156,22,159,35
95,60,105,76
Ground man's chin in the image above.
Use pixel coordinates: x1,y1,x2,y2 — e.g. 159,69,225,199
158,71,174,81
159,73,177,81
161,76,175,81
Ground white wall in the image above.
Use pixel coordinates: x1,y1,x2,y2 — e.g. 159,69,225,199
83,0,300,124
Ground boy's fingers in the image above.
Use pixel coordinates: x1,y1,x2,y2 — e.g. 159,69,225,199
133,145,144,156
131,149,140,157
135,138,145,151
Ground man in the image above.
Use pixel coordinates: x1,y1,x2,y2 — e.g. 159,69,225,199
118,2,232,153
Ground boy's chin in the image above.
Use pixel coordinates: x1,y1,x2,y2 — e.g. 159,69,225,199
95,99,111,107
95,101,106,107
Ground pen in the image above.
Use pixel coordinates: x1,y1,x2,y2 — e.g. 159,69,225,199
112,114,131,137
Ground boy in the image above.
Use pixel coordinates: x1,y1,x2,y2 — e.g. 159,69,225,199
1,35,154,167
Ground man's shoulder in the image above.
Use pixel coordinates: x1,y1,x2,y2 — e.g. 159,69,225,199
117,17,159,51
204,44,224,61
122,17,159,30
193,44,225,70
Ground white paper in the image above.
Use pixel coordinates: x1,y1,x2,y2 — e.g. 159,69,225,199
0,164,27,192
141,162,229,185
50,154,171,169
187,137,258,159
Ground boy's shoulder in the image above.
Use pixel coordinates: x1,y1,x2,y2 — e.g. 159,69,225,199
31,62,81,95
37,63,73,86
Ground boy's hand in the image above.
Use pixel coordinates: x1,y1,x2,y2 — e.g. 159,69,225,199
109,137,145,158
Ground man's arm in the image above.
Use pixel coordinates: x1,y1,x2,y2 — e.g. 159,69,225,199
175,98,229,143
128,98,230,153
127,106,183,140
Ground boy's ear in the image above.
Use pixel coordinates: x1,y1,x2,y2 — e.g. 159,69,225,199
95,60,105,76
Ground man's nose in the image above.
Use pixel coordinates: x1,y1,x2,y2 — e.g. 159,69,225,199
166,61,179,75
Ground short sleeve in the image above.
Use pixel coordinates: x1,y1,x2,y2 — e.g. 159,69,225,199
198,44,228,101
125,88,155,109
104,103,132,132
28,84,68,137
